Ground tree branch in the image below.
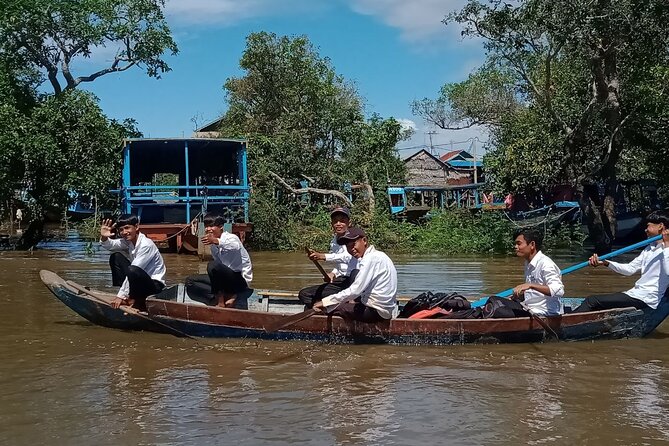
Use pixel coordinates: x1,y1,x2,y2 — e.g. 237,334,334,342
602,110,634,167
507,53,572,135
268,171,353,207
68,58,136,89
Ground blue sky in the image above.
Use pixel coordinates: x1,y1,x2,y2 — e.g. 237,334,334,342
75,0,487,157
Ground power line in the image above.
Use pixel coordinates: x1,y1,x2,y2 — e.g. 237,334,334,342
396,137,482,151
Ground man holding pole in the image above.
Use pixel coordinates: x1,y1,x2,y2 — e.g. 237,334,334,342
574,211,669,312
298,207,357,309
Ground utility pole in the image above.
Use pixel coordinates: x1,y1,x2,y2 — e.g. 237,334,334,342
426,131,437,155
472,138,478,184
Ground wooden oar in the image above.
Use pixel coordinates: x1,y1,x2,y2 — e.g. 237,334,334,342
518,301,560,341
264,309,317,333
66,280,196,339
264,248,335,333
305,247,331,282
471,234,663,308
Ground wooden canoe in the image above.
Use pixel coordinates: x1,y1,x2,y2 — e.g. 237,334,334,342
40,270,669,344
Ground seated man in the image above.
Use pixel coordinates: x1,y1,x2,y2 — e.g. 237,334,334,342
313,227,399,322
485,227,564,318
185,214,253,308
574,211,669,313
298,207,357,309
100,215,166,310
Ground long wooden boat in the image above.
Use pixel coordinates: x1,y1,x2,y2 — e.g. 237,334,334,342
40,270,669,345
40,270,174,334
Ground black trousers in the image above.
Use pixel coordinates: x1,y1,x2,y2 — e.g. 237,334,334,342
185,260,248,297
573,292,649,313
298,276,352,309
331,298,384,323
109,252,164,310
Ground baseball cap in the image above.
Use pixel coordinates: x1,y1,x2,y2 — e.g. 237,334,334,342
330,206,350,219
336,227,366,245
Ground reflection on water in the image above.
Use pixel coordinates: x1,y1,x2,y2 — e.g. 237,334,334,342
1,239,669,445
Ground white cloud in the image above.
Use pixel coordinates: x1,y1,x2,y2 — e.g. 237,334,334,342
164,0,322,26
347,0,469,43
397,118,417,133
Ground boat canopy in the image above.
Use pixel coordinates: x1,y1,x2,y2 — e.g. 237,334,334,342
116,138,249,225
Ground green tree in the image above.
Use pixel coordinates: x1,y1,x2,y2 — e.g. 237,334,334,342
11,90,138,248
0,0,174,248
0,0,177,95
219,32,409,249
416,0,669,251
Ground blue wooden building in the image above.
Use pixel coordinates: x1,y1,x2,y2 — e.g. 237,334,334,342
116,138,251,252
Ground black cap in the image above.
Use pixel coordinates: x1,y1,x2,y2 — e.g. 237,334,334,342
337,227,366,245
330,206,350,219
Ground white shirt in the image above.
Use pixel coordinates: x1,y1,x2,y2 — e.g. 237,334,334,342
607,242,669,309
324,235,353,277
523,251,564,316
211,232,253,283
322,245,399,319
101,232,166,298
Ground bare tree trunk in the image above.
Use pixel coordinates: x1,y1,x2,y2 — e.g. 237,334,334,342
268,171,353,207
579,182,610,253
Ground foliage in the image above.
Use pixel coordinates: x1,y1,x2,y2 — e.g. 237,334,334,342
0,0,178,94
413,210,514,254
0,0,169,249
420,0,669,250
254,205,583,255
411,66,520,130
219,32,411,250
10,90,134,220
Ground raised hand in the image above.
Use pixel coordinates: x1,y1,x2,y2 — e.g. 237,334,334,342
201,232,218,245
100,219,115,240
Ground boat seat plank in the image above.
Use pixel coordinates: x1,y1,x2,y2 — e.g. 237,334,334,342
256,289,414,303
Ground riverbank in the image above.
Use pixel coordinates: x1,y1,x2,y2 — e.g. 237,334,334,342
2,208,588,256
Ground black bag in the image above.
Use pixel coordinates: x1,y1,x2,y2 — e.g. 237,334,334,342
482,295,529,318
399,291,471,318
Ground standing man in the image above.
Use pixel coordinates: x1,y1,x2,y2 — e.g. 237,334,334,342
485,227,564,318
313,227,399,322
15,208,22,231
574,211,669,313
298,207,356,308
100,215,166,310
185,213,253,308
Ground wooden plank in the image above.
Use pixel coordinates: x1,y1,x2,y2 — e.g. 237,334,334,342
255,289,416,303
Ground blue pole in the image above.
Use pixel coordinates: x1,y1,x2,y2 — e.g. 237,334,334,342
241,141,249,222
123,141,132,214
471,235,663,308
184,140,190,223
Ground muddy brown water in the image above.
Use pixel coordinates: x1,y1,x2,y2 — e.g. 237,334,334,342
2,237,669,445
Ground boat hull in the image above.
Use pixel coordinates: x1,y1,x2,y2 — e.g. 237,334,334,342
146,298,655,345
41,270,669,345
40,270,171,333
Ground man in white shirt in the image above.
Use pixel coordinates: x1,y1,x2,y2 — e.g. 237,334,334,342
100,215,166,310
298,207,356,308
313,227,399,322
185,214,253,308
484,227,564,318
574,211,669,312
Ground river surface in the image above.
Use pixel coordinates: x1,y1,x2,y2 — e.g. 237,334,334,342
1,238,669,445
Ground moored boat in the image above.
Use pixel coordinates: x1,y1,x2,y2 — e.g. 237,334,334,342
40,269,669,345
